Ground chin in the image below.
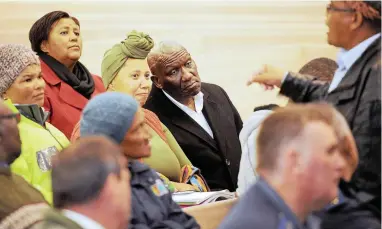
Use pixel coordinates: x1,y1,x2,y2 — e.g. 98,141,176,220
190,86,202,96
69,53,81,62
37,100,44,108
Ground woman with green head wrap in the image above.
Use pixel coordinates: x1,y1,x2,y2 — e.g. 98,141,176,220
71,30,208,192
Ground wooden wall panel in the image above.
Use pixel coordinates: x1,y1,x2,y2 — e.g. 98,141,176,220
0,1,337,119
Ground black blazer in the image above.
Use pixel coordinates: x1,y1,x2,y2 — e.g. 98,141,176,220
144,83,243,191
281,37,381,196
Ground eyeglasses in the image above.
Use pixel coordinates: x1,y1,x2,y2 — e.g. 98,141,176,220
326,5,356,14
0,113,21,123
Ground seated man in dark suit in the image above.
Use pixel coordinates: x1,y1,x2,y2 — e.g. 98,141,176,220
219,103,347,229
144,41,243,191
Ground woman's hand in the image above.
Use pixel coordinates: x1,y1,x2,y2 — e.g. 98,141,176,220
247,65,286,90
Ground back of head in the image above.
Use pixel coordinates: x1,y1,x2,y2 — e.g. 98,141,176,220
80,92,139,144
298,57,338,83
102,30,154,88
256,103,335,172
0,44,40,95
343,1,381,33
52,136,123,208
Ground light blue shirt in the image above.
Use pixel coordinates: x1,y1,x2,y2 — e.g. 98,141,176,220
328,33,381,92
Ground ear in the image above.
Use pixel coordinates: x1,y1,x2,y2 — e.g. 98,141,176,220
287,149,301,174
2,92,8,100
349,11,364,31
98,174,115,203
40,40,49,53
151,75,163,89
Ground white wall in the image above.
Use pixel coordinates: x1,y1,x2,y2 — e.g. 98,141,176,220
0,1,337,120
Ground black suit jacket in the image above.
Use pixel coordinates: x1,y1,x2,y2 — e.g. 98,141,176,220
144,83,243,191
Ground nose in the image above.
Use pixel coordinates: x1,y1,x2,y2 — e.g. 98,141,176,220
35,77,45,90
70,31,78,41
325,12,330,27
140,77,151,89
334,151,347,175
143,123,152,140
181,67,193,82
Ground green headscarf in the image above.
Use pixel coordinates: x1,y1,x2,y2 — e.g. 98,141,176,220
101,30,154,88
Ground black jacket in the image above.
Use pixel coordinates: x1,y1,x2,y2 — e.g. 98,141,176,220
144,83,243,191
280,37,381,196
317,180,381,229
129,161,199,229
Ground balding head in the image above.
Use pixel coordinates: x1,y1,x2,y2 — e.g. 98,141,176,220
0,100,21,164
147,41,201,102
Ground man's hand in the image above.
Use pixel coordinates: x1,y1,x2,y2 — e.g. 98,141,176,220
246,65,286,90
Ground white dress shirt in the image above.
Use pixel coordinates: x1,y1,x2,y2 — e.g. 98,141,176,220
162,90,214,138
62,210,105,229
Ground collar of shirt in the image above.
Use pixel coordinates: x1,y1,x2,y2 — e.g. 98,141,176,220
162,90,204,113
257,177,320,229
337,33,381,71
62,210,105,229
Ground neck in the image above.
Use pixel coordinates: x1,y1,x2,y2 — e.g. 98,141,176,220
263,174,310,223
65,205,119,229
176,95,195,111
343,29,378,50
66,62,76,73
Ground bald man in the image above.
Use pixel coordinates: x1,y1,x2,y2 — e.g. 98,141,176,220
144,41,242,191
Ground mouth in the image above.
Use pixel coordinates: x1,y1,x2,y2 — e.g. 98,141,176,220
33,93,44,99
69,45,80,50
182,81,198,91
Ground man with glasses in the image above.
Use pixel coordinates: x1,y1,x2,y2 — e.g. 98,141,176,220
247,1,381,199
0,100,49,228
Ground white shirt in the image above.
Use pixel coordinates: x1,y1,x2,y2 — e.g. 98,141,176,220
162,90,214,138
62,210,105,229
328,33,381,92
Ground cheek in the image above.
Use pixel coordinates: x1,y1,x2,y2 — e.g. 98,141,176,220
115,79,138,95
8,84,34,103
127,81,140,95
